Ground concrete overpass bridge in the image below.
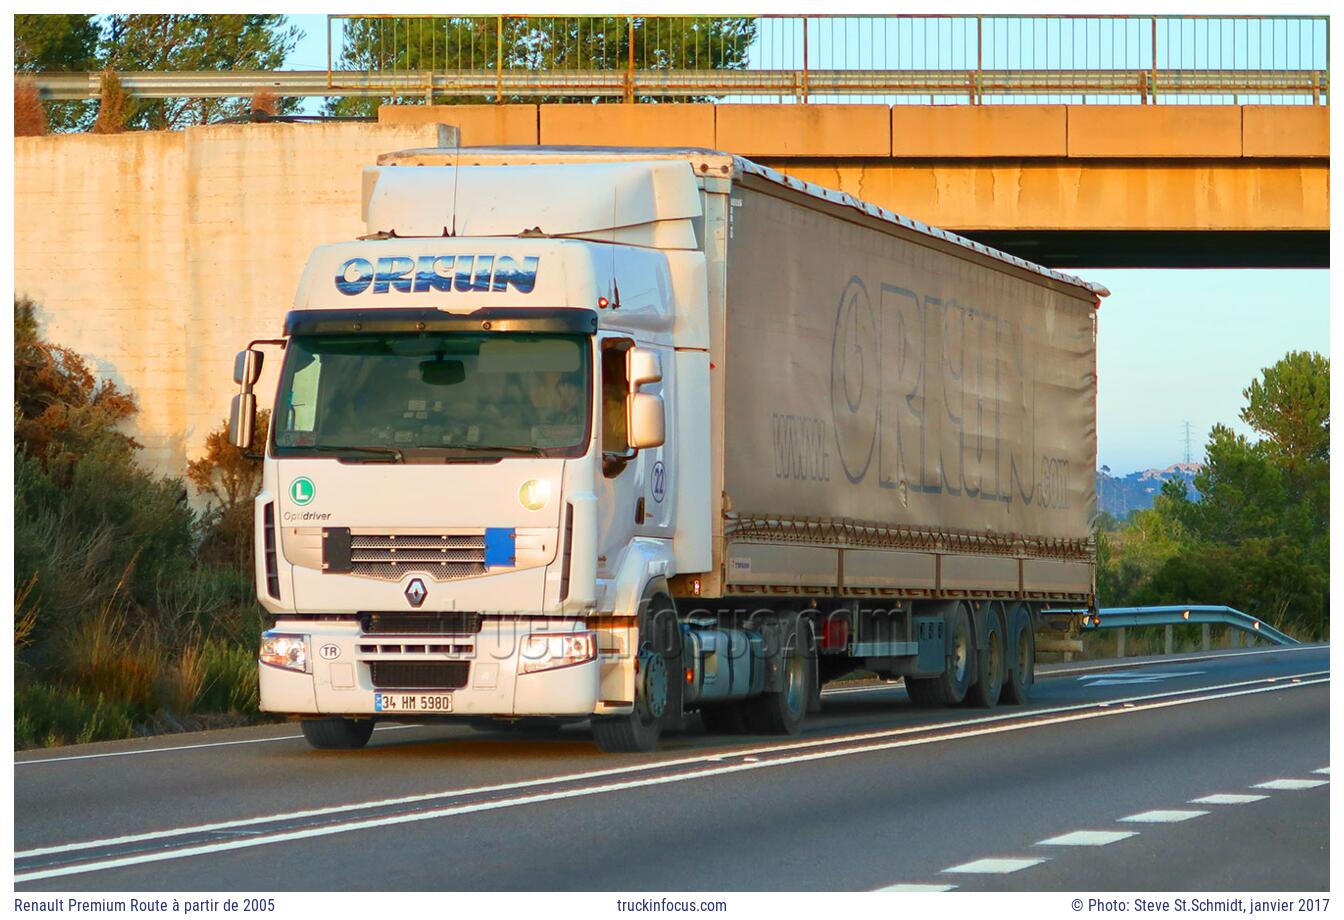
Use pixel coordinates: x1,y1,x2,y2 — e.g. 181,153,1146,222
378,102,1328,268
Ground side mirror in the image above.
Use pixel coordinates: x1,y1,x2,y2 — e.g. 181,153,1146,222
233,349,264,387
627,347,662,391
628,392,665,449
229,393,256,449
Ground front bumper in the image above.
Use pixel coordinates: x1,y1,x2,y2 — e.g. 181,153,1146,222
259,617,600,718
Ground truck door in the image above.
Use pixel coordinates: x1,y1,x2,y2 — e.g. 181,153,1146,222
594,336,672,574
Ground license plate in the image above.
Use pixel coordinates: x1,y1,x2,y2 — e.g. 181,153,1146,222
373,692,453,713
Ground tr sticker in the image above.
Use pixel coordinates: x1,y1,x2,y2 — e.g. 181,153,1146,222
319,644,341,661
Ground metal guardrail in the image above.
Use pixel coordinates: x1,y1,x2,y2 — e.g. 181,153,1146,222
1081,605,1299,647
29,66,1332,104
23,14,1330,107
322,13,1330,105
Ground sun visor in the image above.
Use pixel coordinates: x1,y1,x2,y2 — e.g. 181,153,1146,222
363,160,702,241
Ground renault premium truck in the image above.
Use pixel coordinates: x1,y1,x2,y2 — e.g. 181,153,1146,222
228,145,1106,753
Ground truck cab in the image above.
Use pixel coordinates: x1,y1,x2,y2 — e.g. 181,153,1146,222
232,155,712,752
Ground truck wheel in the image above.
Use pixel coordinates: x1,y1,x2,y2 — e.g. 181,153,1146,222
740,616,812,735
1001,605,1036,705
593,594,678,754
300,717,375,750
908,603,975,706
966,606,1006,708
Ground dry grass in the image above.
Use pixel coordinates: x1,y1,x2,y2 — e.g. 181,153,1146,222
250,90,279,117
15,80,48,137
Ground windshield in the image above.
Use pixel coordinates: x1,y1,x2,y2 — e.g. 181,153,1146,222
272,332,592,460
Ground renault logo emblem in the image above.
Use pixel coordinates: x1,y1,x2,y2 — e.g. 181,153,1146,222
404,578,428,608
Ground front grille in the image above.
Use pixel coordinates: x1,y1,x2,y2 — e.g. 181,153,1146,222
369,661,470,690
349,534,487,582
362,612,483,635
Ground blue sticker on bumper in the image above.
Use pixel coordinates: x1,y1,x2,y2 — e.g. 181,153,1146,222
484,528,516,567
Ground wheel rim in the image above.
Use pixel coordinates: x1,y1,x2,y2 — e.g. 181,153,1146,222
952,621,969,684
1017,625,1032,683
987,628,1002,689
783,641,806,714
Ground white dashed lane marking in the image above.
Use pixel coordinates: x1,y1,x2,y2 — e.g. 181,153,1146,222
1253,778,1329,790
876,883,957,892
1036,830,1137,847
1119,809,1208,823
1190,793,1268,805
1312,767,1329,775
943,857,1048,874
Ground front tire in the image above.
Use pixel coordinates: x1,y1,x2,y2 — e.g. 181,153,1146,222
301,717,374,750
593,593,678,754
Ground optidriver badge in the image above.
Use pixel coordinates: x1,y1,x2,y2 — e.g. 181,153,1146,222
289,477,315,506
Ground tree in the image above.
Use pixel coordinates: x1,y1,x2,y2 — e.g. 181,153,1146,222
1241,351,1329,466
326,15,758,116
187,413,269,570
14,14,102,131
14,297,139,481
90,70,132,134
99,15,302,129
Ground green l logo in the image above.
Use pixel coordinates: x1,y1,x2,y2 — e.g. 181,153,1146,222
289,477,315,506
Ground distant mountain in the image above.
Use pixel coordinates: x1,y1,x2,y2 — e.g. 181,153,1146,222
1096,463,1202,518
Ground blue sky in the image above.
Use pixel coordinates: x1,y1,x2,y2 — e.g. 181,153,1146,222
285,16,1330,476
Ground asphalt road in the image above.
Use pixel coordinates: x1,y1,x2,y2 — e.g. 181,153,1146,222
14,644,1330,892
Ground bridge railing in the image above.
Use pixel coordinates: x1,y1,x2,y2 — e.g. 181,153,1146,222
325,14,1329,106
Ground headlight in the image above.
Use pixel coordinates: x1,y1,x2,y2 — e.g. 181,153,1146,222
259,632,309,672
520,632,596,674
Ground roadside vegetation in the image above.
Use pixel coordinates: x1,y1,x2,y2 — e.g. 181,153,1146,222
14,297,270,748
1094,350,1330,645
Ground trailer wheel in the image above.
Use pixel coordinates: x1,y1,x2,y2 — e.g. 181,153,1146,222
592,593,678,754
966,605,1006,708
300,717,375,750
741,616,812,735
907,603,975,706
1001,605,1035,705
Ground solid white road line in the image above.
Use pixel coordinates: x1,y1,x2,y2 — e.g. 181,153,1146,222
875,883,957,892
1035,830,1137,847
1253,778,1329,790
15,675,1328,881
1119,809,1208,823
1189,794,1268,805
15,724,417,766
944,857,1047,874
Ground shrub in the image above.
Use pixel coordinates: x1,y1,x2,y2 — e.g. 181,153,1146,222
91,70,132,134
15,79,48,136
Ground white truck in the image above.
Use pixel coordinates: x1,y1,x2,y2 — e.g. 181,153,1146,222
229,145,1106,753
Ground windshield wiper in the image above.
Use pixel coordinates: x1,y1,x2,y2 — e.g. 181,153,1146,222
307,444,405,463
452,445,547,457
